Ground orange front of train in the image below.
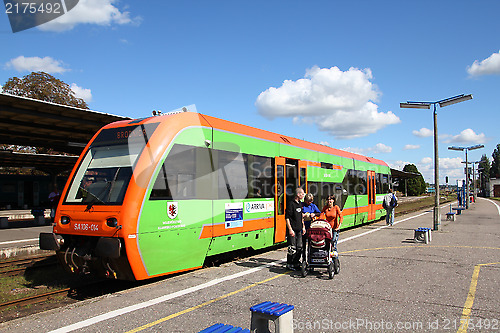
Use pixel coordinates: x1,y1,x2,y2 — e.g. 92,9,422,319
39,112,212,280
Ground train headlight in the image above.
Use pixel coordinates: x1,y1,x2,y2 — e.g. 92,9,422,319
106,217,118,228
60,216,71,225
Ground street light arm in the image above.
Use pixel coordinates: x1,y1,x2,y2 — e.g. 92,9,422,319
438,94,473,108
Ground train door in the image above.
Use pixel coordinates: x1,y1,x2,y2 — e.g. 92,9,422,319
274,157,286,243
367,170,376,220
299,160,308,191
274,157,301,243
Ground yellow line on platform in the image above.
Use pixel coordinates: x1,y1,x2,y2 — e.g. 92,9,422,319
340,245,500,255
339,245,500,333
127,246,499,333
125,271,289,333
457,262,500,333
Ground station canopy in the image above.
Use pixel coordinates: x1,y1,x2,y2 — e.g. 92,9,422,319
0,93,131,173
390,168,421,179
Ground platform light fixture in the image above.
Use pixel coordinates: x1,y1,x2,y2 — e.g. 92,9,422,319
448,144,484,209
400,94,473,231
438,94,473,108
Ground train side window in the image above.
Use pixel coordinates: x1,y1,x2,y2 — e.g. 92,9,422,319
321,162,333,169
150,144,213,200
247,155,274,199
376,173,383,194
218,150,248,200
382,174,389,193
344,169,356,195
355,170,367,195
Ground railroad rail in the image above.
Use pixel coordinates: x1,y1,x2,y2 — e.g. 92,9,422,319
0,254,58,277
0,288,71,311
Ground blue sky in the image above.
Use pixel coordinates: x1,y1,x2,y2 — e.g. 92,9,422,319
1,0,499,185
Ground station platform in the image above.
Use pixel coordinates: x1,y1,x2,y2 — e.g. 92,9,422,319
0,209,53,259
1,198,499,332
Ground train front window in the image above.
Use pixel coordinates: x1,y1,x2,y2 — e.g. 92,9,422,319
65,145,137,204
65,122,159,205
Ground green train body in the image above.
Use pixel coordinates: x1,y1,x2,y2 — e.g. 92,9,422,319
41,112,390,280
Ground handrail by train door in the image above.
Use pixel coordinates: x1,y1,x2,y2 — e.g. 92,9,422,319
274,157,286,243
367,170,376,221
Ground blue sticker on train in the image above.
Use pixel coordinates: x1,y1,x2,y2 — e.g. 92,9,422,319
225,202,243,228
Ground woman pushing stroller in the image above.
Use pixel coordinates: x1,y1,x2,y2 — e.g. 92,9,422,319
300,194,343,278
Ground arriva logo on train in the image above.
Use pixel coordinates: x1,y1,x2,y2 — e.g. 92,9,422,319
245,201,274,213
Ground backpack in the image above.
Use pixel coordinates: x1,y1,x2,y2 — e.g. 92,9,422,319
390,194,398,208
382,199,388,209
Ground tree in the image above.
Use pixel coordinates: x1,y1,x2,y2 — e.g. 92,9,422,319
1,72,88,156
479,154,491,196
400,164,426,196
491,144,500,178
2,71,88,109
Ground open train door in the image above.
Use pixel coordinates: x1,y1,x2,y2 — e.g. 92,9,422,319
274,157,286,243
367,170,376,221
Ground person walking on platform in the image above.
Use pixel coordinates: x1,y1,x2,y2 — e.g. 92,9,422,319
285,187,305,270
383,188,398,226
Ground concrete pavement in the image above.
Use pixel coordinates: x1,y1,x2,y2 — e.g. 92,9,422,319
1,198,499,332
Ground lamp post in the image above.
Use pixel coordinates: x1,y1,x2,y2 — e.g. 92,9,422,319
401,94,473,231
473,161,480,199
448,144,484,209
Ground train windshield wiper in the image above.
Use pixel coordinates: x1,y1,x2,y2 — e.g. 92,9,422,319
83,181,111,211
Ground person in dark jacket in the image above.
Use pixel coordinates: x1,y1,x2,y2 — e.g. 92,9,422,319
285,187,305,270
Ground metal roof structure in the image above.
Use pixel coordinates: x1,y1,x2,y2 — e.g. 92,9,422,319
390,168,421,179
0,93,131,172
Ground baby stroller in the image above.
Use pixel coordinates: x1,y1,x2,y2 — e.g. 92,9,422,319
301,219,340,279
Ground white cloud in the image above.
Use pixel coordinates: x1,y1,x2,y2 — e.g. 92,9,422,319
70,83,92,102
412,128,433,138
388,160,411,171
390,157,465,184
467,50,500,76
342,143,392,155
5,56,68,73
38,0,141,32
439,157,463,170
255,66,400,139
417,157,467,184
403,144,420,150
445,128,487,144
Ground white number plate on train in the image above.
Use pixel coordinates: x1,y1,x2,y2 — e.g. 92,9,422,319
73,223,99,232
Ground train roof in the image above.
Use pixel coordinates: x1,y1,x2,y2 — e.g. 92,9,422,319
103,111,389,168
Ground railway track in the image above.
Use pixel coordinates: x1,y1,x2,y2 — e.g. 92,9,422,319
0,254,58,277
0,288,71,311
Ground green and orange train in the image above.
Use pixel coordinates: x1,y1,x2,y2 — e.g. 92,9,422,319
40,111,391,280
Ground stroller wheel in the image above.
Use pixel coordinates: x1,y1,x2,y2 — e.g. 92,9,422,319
300,261,307,278
334,257,340,274
327,261,334,279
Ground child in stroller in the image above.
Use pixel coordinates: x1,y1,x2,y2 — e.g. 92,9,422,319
300,219,340,279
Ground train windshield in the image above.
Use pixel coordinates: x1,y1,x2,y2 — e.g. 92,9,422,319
65,123,158,205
